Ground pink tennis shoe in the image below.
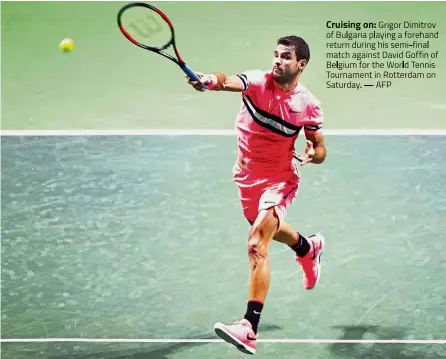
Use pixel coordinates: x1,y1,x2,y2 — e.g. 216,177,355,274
296,233,325,290
214,319,257,355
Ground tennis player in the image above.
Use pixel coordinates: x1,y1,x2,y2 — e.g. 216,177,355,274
187,36,327,355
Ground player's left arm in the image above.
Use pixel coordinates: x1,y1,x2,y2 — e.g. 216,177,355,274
295,102,327,165
305,132,327,164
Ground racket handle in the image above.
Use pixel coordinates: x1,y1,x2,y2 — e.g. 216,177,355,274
181,64,208,90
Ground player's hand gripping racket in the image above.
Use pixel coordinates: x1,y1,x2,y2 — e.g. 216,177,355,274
117,2,205,87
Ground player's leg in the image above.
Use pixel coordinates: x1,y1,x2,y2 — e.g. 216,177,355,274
214,208,277,355
260,180,325,291
214,188,278,355
274,220,302,244
275,219,325,289
274,220,310,256
235,185,279,307
245,207,278,322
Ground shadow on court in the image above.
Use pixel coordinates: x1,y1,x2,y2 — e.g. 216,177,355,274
47,324,283,359
329,325,446,359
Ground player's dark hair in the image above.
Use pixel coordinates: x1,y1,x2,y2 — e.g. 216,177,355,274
277,36,310,63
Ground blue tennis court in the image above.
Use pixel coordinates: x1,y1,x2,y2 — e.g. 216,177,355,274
1,134,445,358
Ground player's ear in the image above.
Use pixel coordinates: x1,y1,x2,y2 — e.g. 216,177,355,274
298,59,307,71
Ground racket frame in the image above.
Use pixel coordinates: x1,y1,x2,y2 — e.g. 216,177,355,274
117,2,202,83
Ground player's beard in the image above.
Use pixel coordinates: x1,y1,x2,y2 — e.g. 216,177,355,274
273,68,298,86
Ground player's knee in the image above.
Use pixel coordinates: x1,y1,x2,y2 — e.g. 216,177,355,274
247,235,266,263
247,224,269,260
247,209,278,260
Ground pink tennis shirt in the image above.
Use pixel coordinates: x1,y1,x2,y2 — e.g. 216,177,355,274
233,69,324,183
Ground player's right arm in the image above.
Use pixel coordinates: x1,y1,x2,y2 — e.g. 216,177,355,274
187,72,245,92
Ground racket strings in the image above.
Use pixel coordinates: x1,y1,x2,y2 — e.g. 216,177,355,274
120,7,172,49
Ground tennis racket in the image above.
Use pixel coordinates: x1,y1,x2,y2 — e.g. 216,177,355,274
117,2,204,85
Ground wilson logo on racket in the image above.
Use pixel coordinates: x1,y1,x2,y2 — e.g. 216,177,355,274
128,15,162,38
117,2,206,89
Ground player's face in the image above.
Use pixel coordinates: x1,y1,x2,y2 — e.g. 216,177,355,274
272,45,301,83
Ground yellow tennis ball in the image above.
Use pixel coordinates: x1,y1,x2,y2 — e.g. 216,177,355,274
59,38,74,53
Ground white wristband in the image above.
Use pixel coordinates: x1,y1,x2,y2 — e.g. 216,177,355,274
207,74,219,90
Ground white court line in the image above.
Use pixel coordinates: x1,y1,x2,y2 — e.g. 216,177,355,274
0,129,445,136
1,338,445,344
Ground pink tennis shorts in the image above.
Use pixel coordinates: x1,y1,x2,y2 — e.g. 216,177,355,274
233,165,300,226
